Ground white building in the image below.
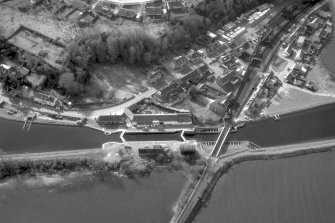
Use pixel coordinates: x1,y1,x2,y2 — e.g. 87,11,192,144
296,36,305,48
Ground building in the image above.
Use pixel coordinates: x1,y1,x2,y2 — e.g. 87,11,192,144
131,113,192,126
216,70,237,88
145,7,163,19
167,1,188,18
172,56,188,70
296,36,305,48
118,8,137,19
157,81,179,100
318,10,331,19
94,3,114,18
0,64,14,76
209,93,232,116
320,25,332,40
138,145,166,157
33,92,58,107
306,17,321,33
147,68,164,85
180,69,201,84
97,115,125,125
282,44,293,57
26,73,46,88
186,49,200,62
295,49,303,62
179,142,196,156
70,0,89,11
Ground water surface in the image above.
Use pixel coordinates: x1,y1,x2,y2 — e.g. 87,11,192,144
0,171,185,223
195,152,335,223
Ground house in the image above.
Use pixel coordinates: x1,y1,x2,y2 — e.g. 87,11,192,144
94,3,114,18
70,0,89,11
318,10,331,19
157,81,179,100
33,92,58,107
179,142,196,155
295,49,303,62
172,56,188,70
206,31,217,41
145,7,163,19
216,70,236,88
167,1,188,18
138,145,166,157
26,73,46,88
96,115,125,125
282,44,293,57
180,70,201,84
147,68,164,85
296,36,305,48
118,8,137,19
306,17,321,33
186,49,200,62
320,25,332,40
0,64,15,76
209,93,232,116
131,113,192,126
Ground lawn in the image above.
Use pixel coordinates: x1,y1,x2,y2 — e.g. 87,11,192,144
88,64,148,102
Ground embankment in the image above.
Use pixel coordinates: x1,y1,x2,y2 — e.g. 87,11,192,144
176,139,335,223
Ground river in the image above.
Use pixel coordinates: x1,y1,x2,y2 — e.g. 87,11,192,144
194,152,335,223
0,170,186,223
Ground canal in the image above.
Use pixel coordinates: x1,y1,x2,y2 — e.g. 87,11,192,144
226,103,335,147
1,103,335,153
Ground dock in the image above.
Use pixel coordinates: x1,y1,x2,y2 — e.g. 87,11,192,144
22,112,37,131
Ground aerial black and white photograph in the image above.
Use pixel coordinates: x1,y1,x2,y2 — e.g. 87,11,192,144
0,0,334,222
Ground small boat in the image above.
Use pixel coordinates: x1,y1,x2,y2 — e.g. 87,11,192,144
104,131,112,135
272,114,280,120
230,127,238,133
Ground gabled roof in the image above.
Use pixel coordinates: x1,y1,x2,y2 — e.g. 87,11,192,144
173,56,188,66
70,0,88,10
118,8,137,18
98,115,125,123
167,1,184,9
132,113,191,123
146,7,163,16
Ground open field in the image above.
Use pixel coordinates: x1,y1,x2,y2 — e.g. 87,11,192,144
0,5,79,42
306,58,335,95
263,87,335,116
7,28,65,68
86,64,148,103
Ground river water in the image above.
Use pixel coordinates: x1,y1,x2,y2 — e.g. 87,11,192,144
0,171,186,223
195,152,335,223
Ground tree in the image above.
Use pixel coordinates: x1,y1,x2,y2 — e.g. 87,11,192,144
107,36,119,63
129,46,136,64
58,72,81,96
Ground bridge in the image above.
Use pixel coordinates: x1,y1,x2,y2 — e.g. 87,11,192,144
210,125,232,157
169,1,326,222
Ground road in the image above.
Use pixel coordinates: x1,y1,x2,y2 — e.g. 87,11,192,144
170,1,328,222
0,87,157,119
1,148,103,161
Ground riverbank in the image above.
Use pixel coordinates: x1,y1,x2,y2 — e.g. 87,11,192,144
172,138,335,223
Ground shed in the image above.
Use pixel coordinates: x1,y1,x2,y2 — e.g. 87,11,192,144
180,143,196,155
